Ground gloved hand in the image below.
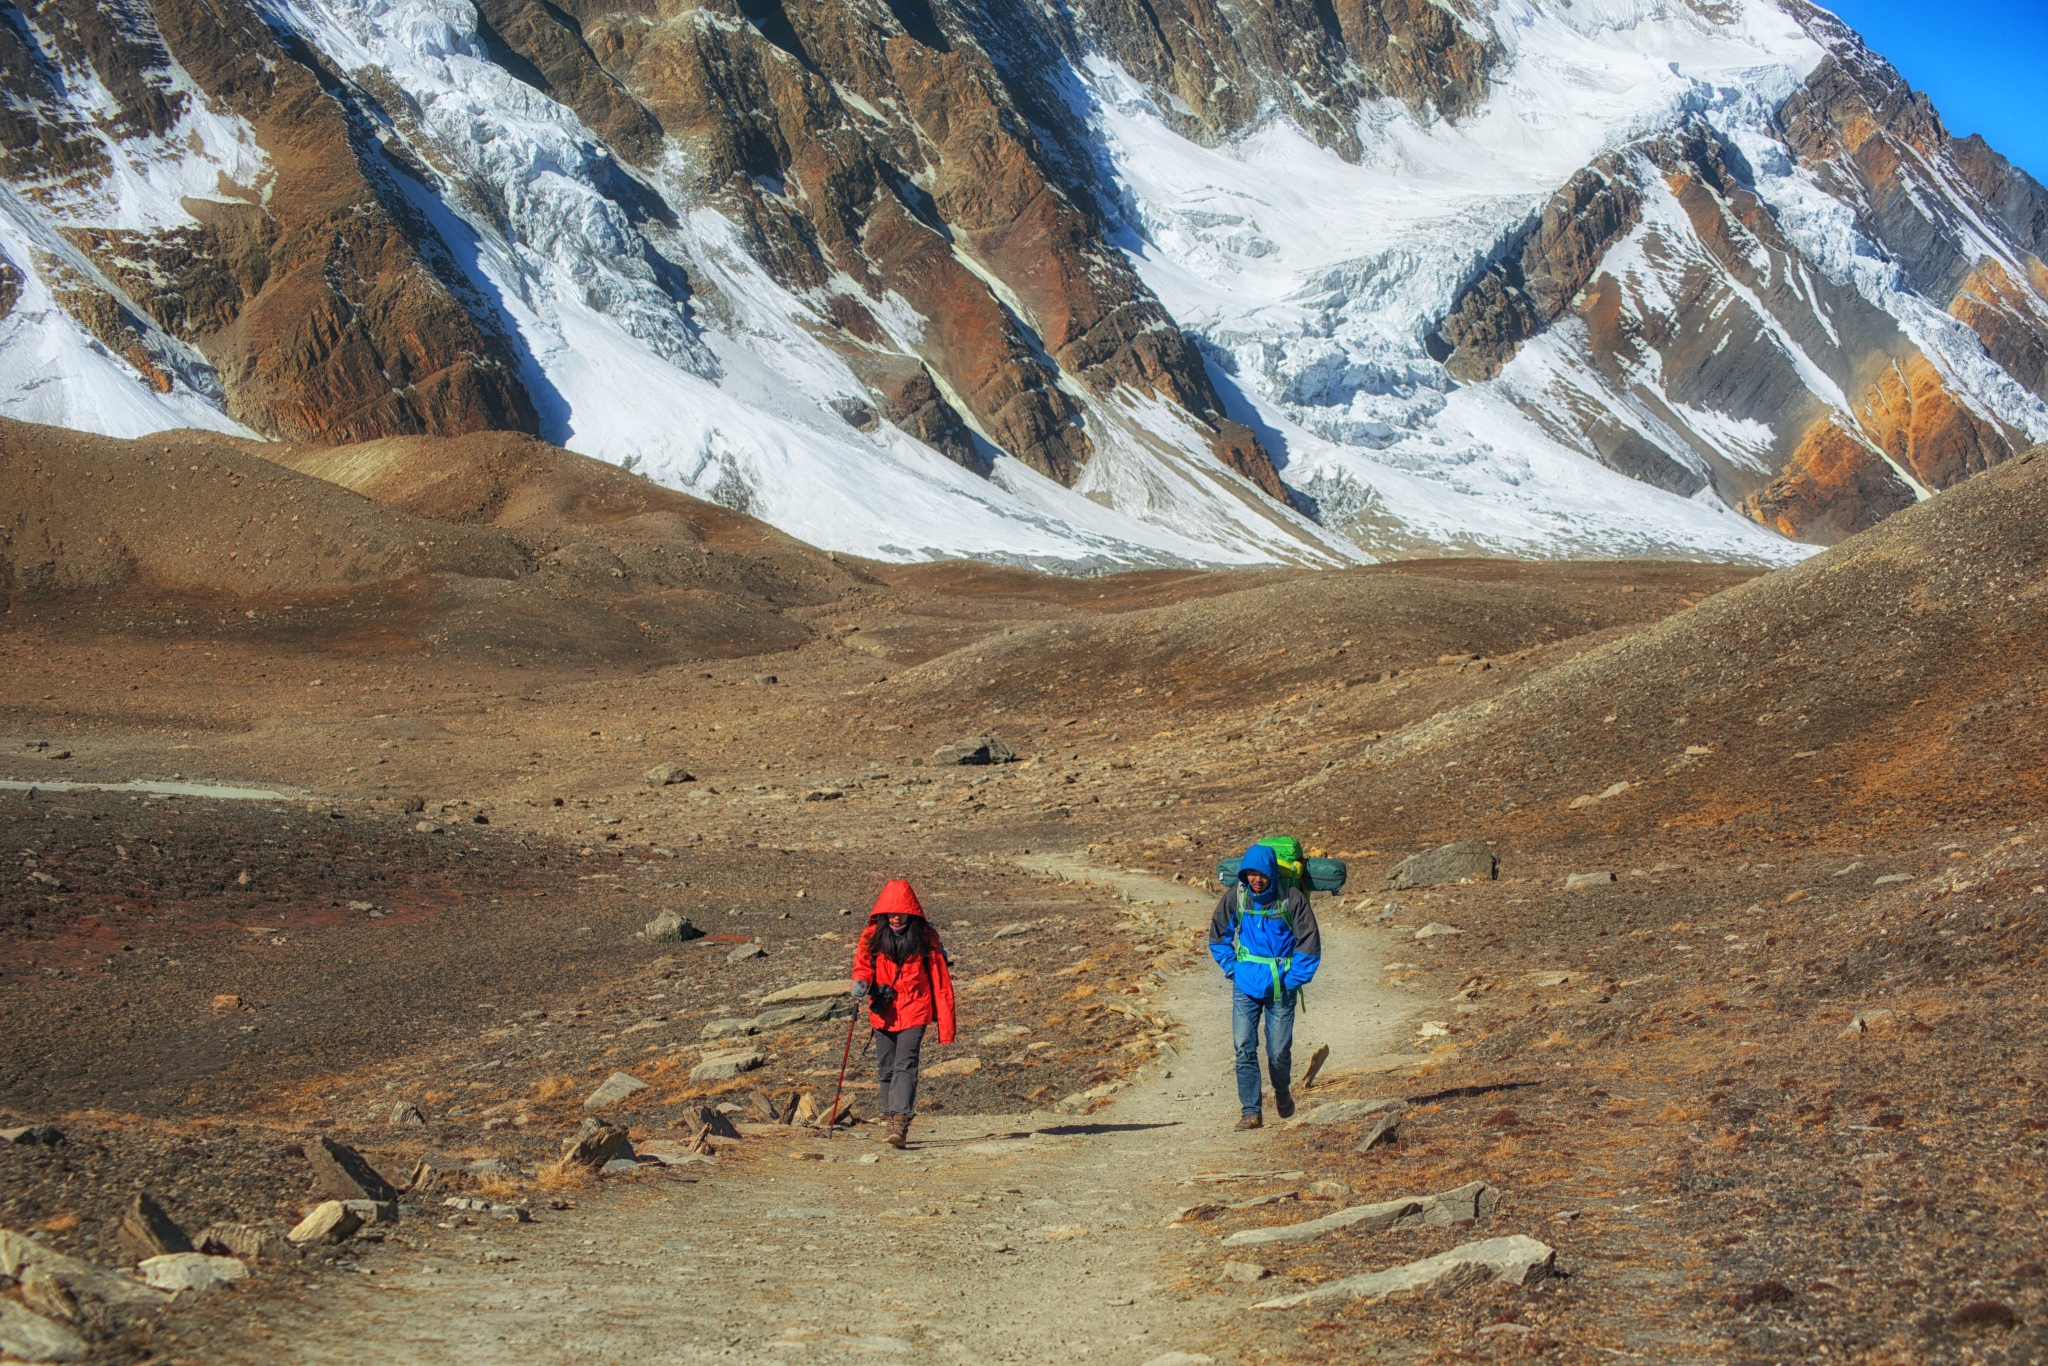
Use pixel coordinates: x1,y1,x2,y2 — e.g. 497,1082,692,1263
852,980,872,1000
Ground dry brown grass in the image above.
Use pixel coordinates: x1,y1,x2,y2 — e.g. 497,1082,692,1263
35,1212,78,1233
474,1175,524,1201
532,1075,577,1101
534,1162,595,1192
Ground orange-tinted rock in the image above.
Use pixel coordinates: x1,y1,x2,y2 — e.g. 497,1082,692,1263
1948,260,2048,399
1858,353,2018,491
1741,419,1915,544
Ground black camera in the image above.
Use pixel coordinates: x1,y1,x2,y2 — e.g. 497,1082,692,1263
868,983,897,1012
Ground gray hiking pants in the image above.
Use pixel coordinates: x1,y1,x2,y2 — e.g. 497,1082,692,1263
875,1025,926,1116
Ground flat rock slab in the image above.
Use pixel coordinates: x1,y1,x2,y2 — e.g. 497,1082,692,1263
1387,841,1498,889
759,980,851,1005
753,999,853,1030
1564,871,1616,889
287,1201,362,1246
138,1252,249,1293
691,1049,767,1082
1224,1181,1501,1248
0,1299,89,1363
584,1072,651,1109
310,1136,398,1204
1284,1098,1404,1129
0,1229,167,1310
1254,1234,1556,1308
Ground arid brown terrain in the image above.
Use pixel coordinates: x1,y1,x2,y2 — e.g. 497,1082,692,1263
3,420,2045,1364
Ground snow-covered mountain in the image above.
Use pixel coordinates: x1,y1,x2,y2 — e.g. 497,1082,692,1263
3,0,2043,570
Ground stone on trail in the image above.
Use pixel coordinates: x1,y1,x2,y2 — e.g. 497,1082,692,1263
992,922,1037,939
1564,870,1616,889
1224,1181,1501,1250
1359,1107,1405,1152
691,1049,767,1082
689,1106,743,1140
0,1230,169,1311
558,1123,631,1171
196,1223,298,1263
309,1136,398,1204
923,1057,982,1078
1386,842,1498,890
644,910,706,943
137,1253,248,1293
116,1192,191,1261
727,942,767,962
1254,1234,1555,1308
702,1018,758,1041
1217,1260,1270,1284
1305,1180,1351,1200
759,980,852,1005
287,1201,362,1246
1300,1043,1331,1090
932,734,1016,766
583,1072,651,1109
0,1300,89,1363
1414,922,1462,940
752,999,853,1030
1842,1009,1899,1037
644,764,694,788
1286,1098,1404,1129
1165,1204,1226,1225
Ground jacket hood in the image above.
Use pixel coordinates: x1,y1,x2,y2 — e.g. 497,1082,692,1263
1238,844,1281,906
869,879,926,920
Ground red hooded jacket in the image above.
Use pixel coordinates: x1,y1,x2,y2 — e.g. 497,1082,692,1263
852,880,956,1044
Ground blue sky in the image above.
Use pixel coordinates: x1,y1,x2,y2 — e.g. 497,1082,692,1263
1821,0,2048,183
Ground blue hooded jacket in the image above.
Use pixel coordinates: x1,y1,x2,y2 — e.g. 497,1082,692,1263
1207,843,1322,999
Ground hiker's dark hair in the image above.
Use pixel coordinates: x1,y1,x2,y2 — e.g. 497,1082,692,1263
867,915,931,964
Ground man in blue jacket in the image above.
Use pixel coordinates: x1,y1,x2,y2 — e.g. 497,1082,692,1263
1209,843,1322,1129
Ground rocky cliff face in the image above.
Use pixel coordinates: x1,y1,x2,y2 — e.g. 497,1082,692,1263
1,0,2044,566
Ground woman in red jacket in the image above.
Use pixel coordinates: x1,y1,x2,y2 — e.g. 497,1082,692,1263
852,880,957,1148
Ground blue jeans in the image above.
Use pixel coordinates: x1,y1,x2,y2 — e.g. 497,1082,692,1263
1231,986,1295,1114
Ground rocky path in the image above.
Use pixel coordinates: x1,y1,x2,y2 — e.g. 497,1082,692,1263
214,860,1411,1365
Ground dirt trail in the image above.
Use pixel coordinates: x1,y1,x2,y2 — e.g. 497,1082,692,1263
216,859,1412,1365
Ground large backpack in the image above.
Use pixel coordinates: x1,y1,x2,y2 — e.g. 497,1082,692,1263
1213,837,1348,894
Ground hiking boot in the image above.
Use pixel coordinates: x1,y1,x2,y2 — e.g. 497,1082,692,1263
885,1113,909,1149
1274,1088,1296,1120
1235,1112,1263,1131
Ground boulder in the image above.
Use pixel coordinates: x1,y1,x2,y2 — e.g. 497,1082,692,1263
0,1124,63,1146
1223,1181,1500,1250
691,1049,767,1082
1386,842,1498,889
644,764,694,788
0,1300,89,1363
387,1102,426,1127
583,1072,650,1110
727,942,767,962
195,1223,298,1263
923,1057,982,1078
557,1122,630,1171
308,1136,398,1204
0,1230,168,1312
689,1106,743,1139
137,1252,248,1293
286,1201,362,1246
1254,1234,1555,1308
1285,1098,1404,1129
759,980,852,1005
644,910,706,943
932,735,1016,766
1564,870,1616,889
752,999,853,1031
115,1192,191,1262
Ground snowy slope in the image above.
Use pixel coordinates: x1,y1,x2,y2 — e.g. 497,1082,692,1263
4,0,2043,570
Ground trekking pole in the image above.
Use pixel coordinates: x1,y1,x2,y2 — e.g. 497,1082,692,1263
824,1001,861,1140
